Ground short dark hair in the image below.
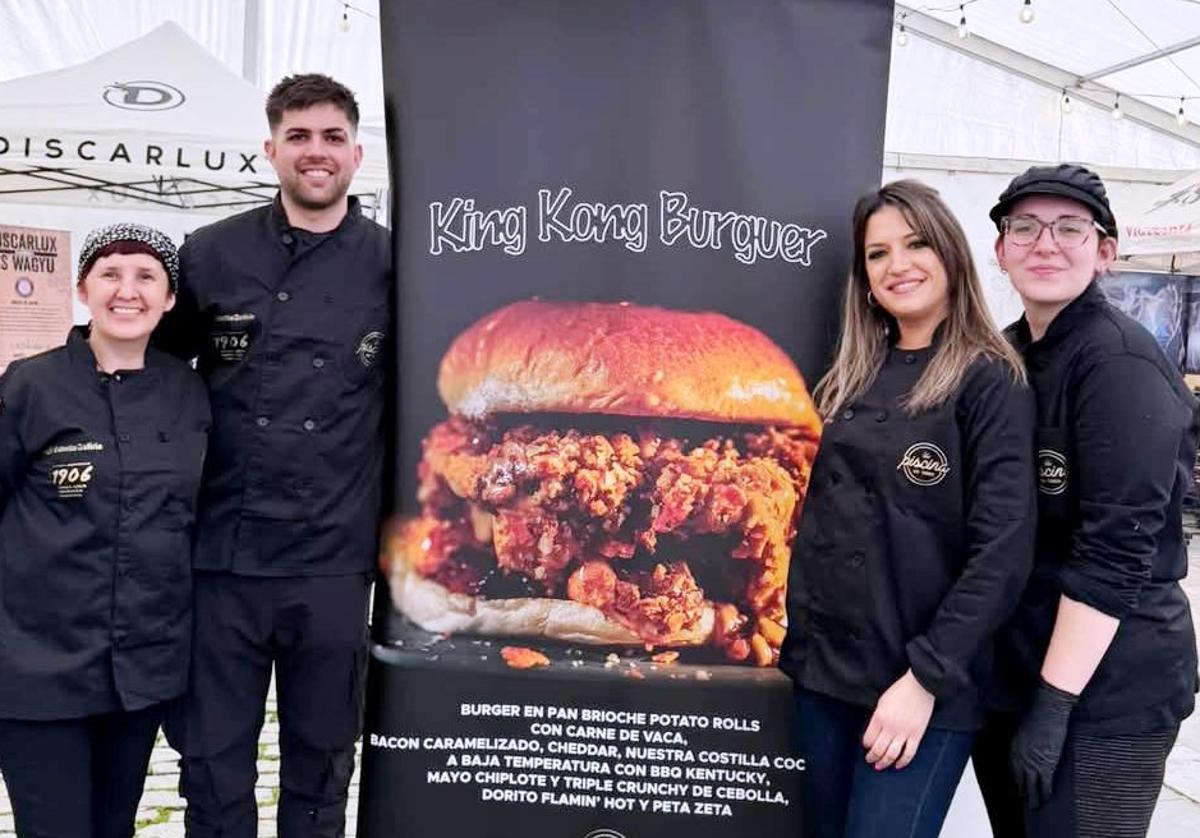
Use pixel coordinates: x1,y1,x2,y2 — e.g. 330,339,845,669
266,74,360,131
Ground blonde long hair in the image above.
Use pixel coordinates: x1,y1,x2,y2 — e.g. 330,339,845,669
814,180,1025,418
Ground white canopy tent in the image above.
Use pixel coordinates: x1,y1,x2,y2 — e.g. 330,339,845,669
0,20,388,214
0,12,389,323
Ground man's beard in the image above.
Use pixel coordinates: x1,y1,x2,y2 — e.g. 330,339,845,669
279,171,352,212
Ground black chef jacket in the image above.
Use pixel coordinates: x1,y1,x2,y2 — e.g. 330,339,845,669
997,283,1199,734
0,327,210,720
157,195,391,576
782,346,1036,731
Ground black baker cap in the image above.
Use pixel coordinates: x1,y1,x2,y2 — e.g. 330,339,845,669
989,163,1118,240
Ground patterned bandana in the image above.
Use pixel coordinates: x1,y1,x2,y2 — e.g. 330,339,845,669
77,223,180,291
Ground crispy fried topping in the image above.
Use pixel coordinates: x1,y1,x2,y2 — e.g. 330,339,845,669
413,416,817,665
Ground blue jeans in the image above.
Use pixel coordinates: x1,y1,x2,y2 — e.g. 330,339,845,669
795,686,974,838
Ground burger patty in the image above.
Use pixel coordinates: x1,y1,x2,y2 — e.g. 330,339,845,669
410,415,818,665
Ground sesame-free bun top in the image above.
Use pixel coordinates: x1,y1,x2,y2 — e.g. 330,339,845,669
437,300,819,431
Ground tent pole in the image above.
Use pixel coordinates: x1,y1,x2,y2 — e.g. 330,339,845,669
242,0,261,87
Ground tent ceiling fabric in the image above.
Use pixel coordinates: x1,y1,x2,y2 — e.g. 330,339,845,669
902,1,1200,120
890,1,1200,169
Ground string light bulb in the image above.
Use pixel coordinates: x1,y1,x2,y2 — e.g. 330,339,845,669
1111,94,1123,120
1061,91,1072,114
339,4,350,33
1179,97,1188,127
1020,0,1035,24
957,5,969,39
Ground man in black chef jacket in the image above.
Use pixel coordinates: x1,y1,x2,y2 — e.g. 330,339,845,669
158,74,391,838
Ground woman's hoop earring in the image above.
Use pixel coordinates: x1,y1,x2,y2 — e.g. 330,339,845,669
866,289,877,307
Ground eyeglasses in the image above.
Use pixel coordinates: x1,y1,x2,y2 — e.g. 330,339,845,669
1001,215,1107,248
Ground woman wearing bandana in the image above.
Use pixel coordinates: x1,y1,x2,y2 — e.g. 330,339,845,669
0,224,210,838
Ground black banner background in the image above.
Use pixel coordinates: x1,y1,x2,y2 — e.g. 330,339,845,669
363,2,894,836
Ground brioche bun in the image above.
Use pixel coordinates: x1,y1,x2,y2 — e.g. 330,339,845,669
437,300,818,433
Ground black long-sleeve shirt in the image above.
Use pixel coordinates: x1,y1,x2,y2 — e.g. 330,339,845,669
996,283,1199,733
0,328,210,719
782,345,1036,731
156,196,391,576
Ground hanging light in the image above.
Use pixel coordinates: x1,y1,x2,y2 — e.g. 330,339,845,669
1061,91,1072,114
897,25,909,47
1111,94,1123,120
1020,0,1035,24
957,5,969,39
339,4,350,33
1179,97,1189,127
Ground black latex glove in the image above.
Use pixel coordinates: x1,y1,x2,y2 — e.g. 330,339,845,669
1009,678,1079,809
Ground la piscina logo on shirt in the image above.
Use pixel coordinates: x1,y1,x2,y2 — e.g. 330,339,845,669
1038,449,1068,495
897,442,950,486
356,330,385,368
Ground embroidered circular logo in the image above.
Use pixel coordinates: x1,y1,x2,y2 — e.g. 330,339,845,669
897,442,950,486
356,331,385,368
1038,448,1068,495
14,276,34,298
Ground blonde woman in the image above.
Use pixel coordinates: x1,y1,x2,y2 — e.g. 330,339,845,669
781,180,1035,838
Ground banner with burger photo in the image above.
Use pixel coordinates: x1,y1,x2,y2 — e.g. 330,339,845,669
360,2,894,836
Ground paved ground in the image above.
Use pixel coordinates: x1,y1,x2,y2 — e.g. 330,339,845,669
943,537,1200,837
2,546,1199,837
0,689,363,838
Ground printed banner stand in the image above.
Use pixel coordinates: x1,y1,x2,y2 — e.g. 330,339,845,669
361,2,894,836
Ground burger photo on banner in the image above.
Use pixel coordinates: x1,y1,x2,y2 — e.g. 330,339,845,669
380,299,822,672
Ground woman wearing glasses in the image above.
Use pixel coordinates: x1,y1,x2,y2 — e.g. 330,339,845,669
974,164,1199,838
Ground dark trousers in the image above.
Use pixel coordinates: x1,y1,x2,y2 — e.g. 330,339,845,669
974,713,1178,838
165,572,371,838
794,686,974,838
0,704,163,838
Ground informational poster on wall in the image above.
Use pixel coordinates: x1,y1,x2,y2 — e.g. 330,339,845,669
361,2,894,836
0,224,72,374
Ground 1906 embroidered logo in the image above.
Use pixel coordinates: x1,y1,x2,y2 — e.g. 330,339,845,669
897,442,950,486
1038,449,1068,495
41,441,103,499
49,462,95,498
